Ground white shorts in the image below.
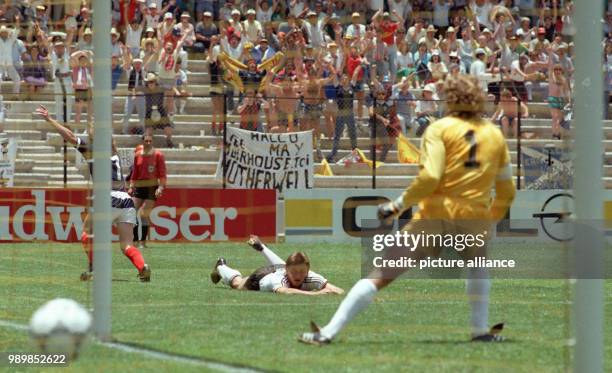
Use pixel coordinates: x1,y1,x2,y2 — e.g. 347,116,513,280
112,207,137,225
111,190,137,225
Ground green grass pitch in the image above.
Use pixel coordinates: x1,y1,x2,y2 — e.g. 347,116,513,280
1,241,611,372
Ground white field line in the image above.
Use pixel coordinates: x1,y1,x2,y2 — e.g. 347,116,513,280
0,319,263,373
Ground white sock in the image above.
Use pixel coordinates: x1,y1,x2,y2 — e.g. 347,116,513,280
466,268,491,337
320,279,378,339
218,264,241,286
260,244,285,266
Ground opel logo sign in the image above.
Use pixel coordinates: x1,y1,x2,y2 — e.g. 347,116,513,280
532,193,574,242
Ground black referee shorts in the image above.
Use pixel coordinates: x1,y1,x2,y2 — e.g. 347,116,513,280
133,186,158,201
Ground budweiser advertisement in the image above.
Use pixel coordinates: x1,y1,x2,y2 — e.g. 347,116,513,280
0,188,276,242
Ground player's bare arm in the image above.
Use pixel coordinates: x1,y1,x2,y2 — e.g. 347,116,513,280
36,105,78,145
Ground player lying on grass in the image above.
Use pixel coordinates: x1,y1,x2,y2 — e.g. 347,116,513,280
299,74,516,345
210,235,344,295
36,105,151,282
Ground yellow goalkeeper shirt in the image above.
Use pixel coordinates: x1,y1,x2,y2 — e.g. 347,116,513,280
400,115,515,221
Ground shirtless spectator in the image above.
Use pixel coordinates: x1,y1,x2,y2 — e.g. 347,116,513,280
546,47,571,139
492,89,529,138
266,70,302,133
298,58,335,160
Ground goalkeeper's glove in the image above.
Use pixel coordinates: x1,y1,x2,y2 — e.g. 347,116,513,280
377,197,404,223
247,234,264,252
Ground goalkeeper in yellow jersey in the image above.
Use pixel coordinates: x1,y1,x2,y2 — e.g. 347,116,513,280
299,75,516,345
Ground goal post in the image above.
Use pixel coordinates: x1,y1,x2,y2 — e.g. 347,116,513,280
92,0,113,342
573,2,604,372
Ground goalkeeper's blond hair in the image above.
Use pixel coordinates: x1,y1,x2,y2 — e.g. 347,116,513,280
442,74,486,119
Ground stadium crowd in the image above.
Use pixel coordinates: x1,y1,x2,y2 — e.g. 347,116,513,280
0,0,607,158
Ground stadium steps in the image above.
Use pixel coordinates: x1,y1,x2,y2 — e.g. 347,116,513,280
45,134,601,154
46,133,218,148
7,117,612,140
12,172,85,186
2,130,43,140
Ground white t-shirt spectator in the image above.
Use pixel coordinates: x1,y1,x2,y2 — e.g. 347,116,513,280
510,59,525,82
470,1,493,30
304,19,325,48
221,37,245,60
433,1,451,28
396,50,414,70
0,29,18,66
257,7,274,23
470,58,488,92
346,23,366,39
516,27,535,43
145,13,161,30
177,23,195,46
126,25,144,49
242,19,263,44
12,39,25,71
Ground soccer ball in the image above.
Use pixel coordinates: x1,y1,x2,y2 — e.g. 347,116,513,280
29,298,92,360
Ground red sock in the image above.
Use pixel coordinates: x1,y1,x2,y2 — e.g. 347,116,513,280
124,246,145,272
81,231,93,271
212,122,216,131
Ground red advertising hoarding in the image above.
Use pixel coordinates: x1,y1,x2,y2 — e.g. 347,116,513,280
0,188,276,242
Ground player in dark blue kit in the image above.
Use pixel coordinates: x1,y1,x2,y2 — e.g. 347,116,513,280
36,105,151,282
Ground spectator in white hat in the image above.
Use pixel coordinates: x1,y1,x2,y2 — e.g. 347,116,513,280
346,12,365,39
123,56,147,134
177,12,195,47
34,4,49,33
515,16,534,43
243,9,262,44
158,12,176,41
77,27,94,52
304,10,326,48
0,20,21,96
141,37,160,74
143,2,165,30
470,47,489,89
230,8,243,30
111,28,124,57
406,18,426,53
427,50,448,82
50,40,73,123
194,11,218,52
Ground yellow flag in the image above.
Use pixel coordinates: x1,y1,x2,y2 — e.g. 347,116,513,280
316,159,334,176
354,148,384,169
396,133,420,164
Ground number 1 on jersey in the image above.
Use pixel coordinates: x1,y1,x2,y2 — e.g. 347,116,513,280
464,130,481,168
